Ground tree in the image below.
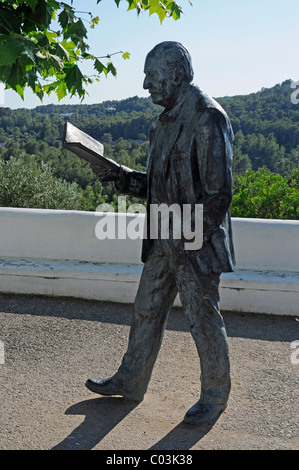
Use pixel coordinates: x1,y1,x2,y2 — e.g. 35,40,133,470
0,0,184,101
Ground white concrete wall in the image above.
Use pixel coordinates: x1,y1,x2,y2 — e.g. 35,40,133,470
232,217,299,272
0,207,142,265
0,208,298,315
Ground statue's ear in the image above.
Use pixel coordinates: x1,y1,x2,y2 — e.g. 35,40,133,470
173,67,185,86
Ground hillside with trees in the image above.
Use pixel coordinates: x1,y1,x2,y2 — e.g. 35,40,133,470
0,79,298,218
217,80,299,175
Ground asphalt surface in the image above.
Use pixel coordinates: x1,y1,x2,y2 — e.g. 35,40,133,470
0,293,298,451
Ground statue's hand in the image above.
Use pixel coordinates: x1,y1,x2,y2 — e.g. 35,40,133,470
90,163,120,182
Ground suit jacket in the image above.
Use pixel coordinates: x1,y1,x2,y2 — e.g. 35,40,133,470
116,84,235,274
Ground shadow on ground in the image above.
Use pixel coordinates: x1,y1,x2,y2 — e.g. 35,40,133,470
52,397,138,450
51,397,218,451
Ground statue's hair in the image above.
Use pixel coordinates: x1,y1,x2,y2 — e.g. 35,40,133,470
147,41,194,83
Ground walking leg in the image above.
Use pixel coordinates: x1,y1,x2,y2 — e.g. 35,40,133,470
113,251,178,399
86,250,177,400
175,261,231,423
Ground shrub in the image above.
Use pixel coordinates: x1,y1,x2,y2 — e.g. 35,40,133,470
0,155,86,210
231,168,299,219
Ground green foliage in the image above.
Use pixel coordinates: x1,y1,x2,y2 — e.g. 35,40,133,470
0,0,183,101
0,154,106,210
216,80,299,177
218,80,299,175
231,168,299,220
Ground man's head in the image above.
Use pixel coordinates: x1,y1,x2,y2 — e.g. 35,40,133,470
143,41,194,109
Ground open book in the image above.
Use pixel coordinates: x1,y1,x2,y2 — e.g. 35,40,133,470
62,122,120,171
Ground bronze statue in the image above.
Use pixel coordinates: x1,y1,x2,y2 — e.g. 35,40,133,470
86,41,235,425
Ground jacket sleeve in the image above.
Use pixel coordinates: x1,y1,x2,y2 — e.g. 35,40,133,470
114,165,148,199
196,108,234,235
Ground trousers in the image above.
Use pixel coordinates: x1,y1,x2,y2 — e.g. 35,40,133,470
113,243,231,404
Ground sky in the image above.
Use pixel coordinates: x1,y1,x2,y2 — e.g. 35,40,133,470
2,0,299,109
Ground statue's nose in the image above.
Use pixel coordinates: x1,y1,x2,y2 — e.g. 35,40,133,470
143,76,150,90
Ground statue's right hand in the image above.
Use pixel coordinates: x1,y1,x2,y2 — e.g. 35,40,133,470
90,163,120,182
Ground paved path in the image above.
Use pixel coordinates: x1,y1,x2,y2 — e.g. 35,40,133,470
0,294,298,450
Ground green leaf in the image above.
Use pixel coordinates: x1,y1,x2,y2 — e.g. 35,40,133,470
5,59,26,98
0,37,24,65
26,69,38,90
45,31,59,43
148,0,167,23
127,0,138,12
94,58,108,77
26,0,39,13
58,7,76,30
56,80,67,100
65,19,88,43
36,34,50,48
58,9,69,29
169,1,183,20
107,62,117,77
7,60,25,88
122,51,130,60
33,82,44,100
59,39,77,62
0,64,13,83
64,64,85,96
18,49,36,72
14,83,25,100
22,47,36,65
42,80,57,95
28,1,53,30
90,16,100,29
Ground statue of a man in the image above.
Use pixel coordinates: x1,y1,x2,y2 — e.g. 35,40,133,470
86,41,235,425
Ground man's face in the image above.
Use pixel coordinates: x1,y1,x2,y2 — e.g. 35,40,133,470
143,54,177,108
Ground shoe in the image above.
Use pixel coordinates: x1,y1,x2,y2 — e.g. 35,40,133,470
183,401,227,425
85,376,144,402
